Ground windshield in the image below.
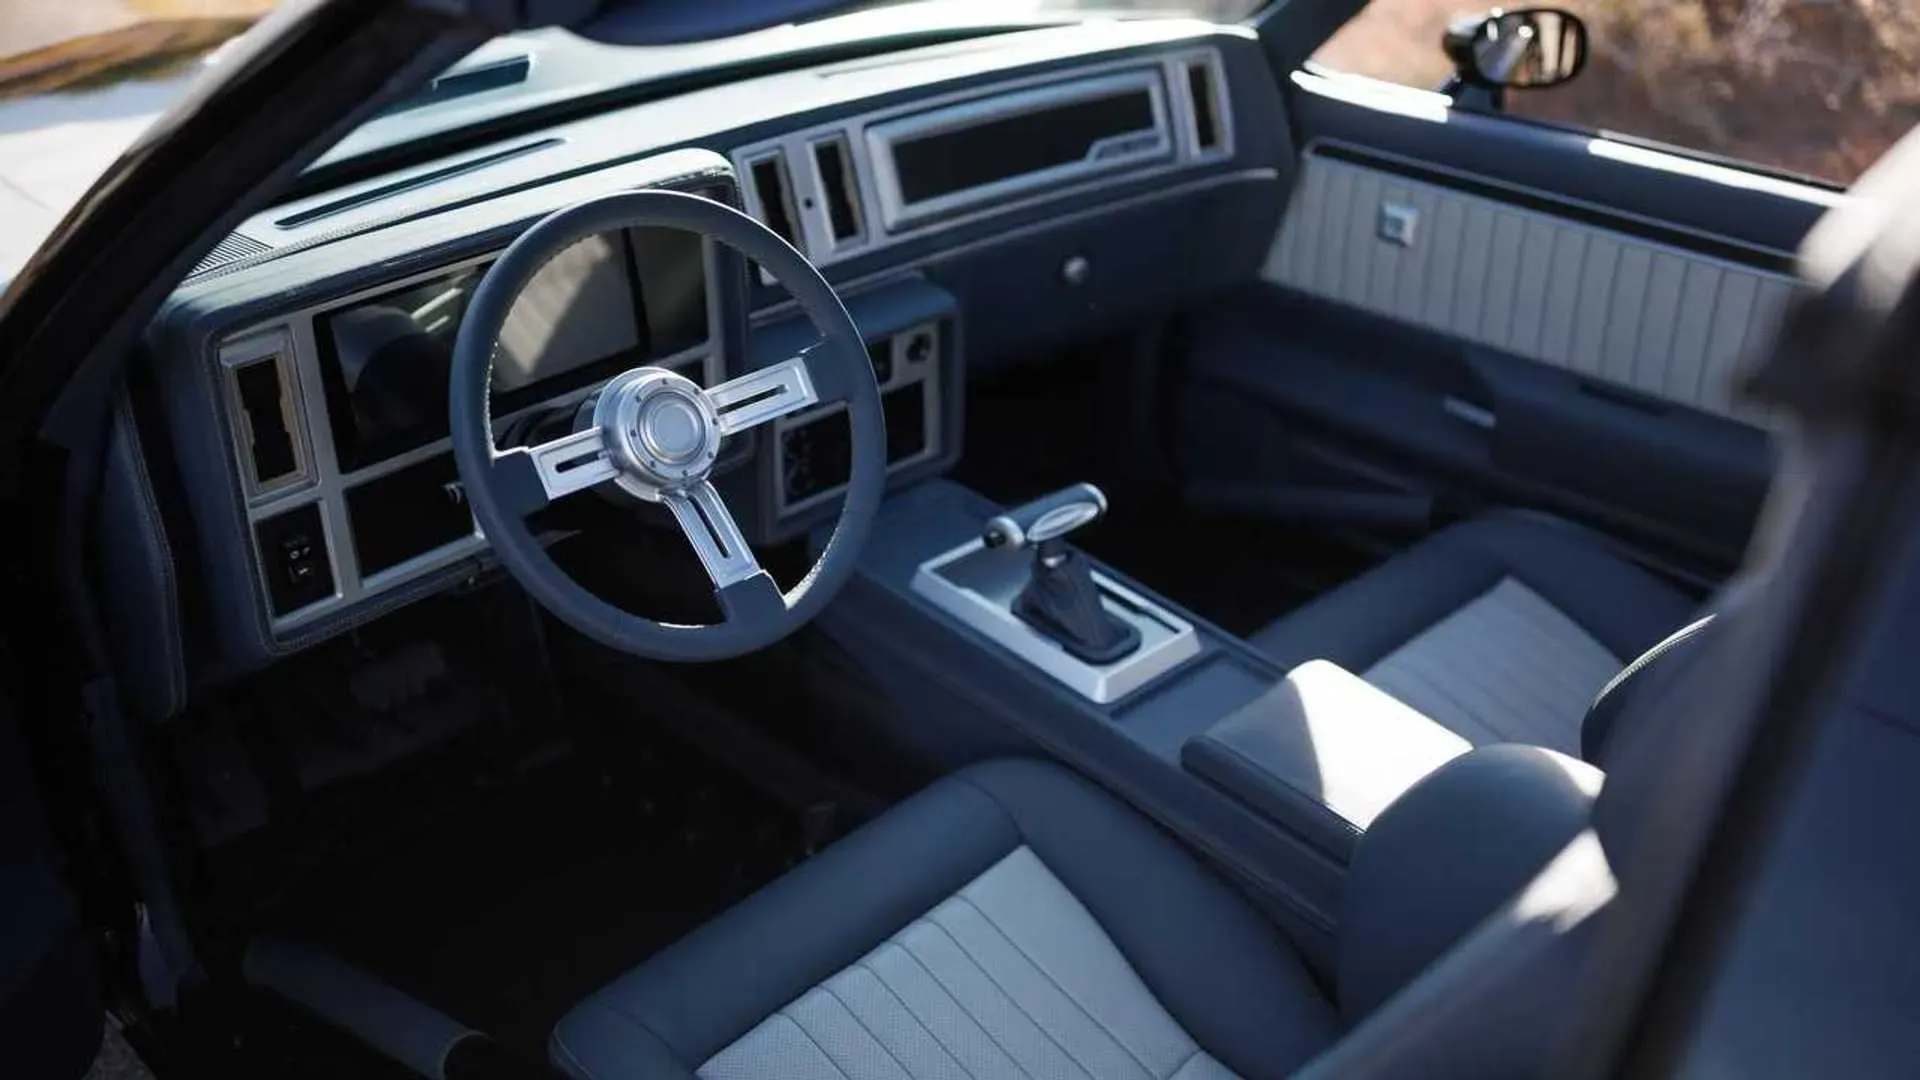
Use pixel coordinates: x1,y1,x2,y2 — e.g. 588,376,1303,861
0,0,1264,278
316,1,1266,172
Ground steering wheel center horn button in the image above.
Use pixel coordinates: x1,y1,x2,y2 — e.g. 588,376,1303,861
597,368,722,494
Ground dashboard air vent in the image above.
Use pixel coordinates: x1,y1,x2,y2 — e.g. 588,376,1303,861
230,354,303,494
1184,59,1223,154
189,231,270,278
386,54,533,115
746,150,803,252
811,135,865,247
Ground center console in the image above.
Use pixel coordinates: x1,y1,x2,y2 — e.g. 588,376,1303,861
817,479,1483,971
912,485,1200,703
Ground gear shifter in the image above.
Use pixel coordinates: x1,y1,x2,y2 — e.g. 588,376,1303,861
984,484,1142,664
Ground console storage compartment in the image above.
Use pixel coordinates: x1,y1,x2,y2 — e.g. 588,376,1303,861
1182,660,1471,860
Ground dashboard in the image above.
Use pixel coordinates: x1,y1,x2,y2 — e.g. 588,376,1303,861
117,17,1293,708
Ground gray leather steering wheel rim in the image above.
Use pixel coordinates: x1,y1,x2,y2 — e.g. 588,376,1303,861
449,189,885,661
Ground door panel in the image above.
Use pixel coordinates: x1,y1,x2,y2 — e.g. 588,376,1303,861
1283,71,1836,256
1263,150,1799,424
0,701,102,1080
1178,68,1835,573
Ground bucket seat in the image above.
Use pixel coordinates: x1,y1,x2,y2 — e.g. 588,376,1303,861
1250,510,1703,761
548,750,1604,1080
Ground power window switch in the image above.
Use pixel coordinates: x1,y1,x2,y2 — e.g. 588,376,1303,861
280,534,319,586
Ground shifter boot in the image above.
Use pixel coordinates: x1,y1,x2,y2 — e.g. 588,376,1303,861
1013,543,1142,664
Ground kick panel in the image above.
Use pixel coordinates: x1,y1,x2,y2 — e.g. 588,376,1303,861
1263,151,1798,424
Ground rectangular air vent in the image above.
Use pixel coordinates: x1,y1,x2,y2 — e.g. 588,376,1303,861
1184,58,1224,154
228,352,306,496
868,69,1171,231
811,135,865,247
745,150,802,251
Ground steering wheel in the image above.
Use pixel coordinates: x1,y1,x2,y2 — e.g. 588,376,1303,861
449,190,884,661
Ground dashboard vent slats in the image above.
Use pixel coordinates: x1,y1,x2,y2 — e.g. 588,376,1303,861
230,353,303,495
189,231,270,278
812,136,865,247
747,151,803,252
1185,59,1223,154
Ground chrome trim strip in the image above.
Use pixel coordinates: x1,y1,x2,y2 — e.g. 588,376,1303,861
807,132,869,255
220,330,315,505
1168,50,1235,163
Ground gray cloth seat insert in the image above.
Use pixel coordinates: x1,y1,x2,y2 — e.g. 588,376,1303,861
1249,512,1696,760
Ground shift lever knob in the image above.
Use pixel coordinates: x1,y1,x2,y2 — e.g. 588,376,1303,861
983,483,1108,550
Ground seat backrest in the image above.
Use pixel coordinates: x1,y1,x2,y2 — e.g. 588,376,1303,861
1581,614,1718,767
1334,745,1602,1019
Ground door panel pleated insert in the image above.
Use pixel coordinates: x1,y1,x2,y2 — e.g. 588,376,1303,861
1262,152,1798,424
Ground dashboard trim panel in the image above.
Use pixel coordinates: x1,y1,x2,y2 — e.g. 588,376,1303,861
134,24,1286,681
220,329,317,505
219,235,726,634
731,47,1232,274
748,166,1281,326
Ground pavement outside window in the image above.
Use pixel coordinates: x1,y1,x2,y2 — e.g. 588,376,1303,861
0,1,270,280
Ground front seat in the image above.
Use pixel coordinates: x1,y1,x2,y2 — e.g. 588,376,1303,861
550,753,1601,1080
1249,511,1699,759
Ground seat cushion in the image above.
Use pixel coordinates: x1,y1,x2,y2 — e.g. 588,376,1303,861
550,759,1337,1080
1249,512,1695,757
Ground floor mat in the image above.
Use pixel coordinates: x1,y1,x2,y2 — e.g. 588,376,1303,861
281,709,805,1056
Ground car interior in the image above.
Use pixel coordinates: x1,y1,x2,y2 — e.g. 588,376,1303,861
17,2,1917,1078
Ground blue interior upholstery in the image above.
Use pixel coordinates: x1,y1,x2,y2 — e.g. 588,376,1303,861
551,753,1601,1080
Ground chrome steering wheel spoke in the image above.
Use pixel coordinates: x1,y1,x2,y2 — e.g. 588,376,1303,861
493,427,621,516
706,353,822,437
661,479,764,592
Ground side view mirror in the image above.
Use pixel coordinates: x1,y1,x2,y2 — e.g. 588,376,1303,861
1444,7,1589,91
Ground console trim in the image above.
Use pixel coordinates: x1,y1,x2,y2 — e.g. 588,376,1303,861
912,538,1203,704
